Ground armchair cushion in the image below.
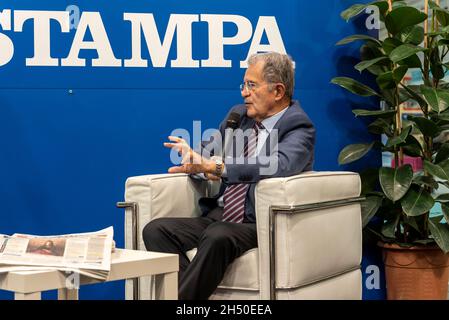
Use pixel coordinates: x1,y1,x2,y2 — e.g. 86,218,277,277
187,248,259,290
254,171,362,299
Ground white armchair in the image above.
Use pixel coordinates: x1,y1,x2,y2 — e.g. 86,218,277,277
118,171,363,300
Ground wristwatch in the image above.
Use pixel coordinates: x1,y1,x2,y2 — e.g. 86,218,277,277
212,156,224,177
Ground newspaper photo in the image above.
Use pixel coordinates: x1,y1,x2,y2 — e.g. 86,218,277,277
0,226,114,280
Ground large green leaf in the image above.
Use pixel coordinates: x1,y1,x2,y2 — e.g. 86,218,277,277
408,115,441,137
382,215,400,238
397,25,425,45
442,203,449,225
402,143,422,157
413,175,439,190
376,71,396,90
355,57,389,73
381,88,398,108
337,34,382,46
438,39,449,46
428,218,449,253
331,77,380,97
401,84,428,109
360,42,388,75
404,215,421,233
341,1,389,21
385,125,412,147
389,44,426,64
401,186,435,216
427,26,449,36
382,37,402,55
429,0,449,27
379,164,413,201
338,142,375,165
361,41,385,60
424,160,449,181
437,159,449,175
437,10,449,27
385,6,428,35
398,53,423,69
361,196,383,228
401,135,423,157
393,65,408,83
392,1,408,9
436,110,449,122
438,90,449,113
436,143,449,164
431,48,445,80
398,87,413,104
352,109,396,118
436,194,449,202
420,86,449,113
368,117,393,135
376,66,408,90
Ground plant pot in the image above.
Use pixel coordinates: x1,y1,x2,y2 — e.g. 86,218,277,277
379,242,449,300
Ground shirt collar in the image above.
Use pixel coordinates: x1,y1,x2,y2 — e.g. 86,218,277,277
260,106,289,133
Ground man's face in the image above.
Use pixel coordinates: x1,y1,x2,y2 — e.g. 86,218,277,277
241,61,276,122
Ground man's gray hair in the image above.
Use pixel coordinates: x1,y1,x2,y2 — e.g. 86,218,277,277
247,52,295,99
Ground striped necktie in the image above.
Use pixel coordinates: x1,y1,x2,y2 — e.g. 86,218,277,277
222,122,263,223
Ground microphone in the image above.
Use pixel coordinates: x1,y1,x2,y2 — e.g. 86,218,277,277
226,112,241,130
223,112,241,158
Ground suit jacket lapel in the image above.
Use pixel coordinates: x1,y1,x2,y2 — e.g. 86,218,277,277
236,116,255,157
258,104,293,156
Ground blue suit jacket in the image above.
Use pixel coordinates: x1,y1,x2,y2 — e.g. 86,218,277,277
197,100,315,222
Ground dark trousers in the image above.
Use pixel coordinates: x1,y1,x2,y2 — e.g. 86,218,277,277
142,207,257,300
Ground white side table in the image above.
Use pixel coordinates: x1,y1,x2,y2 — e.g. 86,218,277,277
0,249,178,300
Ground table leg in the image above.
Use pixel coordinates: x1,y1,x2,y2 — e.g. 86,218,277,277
58,288,79,300
154,272,178,300
15,292,41,300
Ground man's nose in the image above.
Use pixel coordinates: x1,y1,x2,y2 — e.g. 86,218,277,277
241,88,250,98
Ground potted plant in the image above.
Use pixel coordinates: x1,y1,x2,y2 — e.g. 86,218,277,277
332,0,449,299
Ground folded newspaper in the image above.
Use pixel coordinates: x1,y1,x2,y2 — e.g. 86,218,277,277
0,226,114,280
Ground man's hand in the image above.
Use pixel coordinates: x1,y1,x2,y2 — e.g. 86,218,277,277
164,136,215,175
205,173,221,181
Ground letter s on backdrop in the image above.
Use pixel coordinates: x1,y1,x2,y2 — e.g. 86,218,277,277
0,9,14,66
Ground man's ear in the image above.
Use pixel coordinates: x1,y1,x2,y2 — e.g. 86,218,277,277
274,84,286,101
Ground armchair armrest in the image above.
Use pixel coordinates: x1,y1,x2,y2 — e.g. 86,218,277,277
118,173,208,300
119,173,208,251
254,171,363,299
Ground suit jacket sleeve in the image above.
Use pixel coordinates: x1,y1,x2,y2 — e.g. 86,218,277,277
224,112,315,184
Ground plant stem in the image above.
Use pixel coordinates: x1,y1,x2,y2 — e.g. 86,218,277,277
402,213,408,243
424,213,429,238
393,62,400,168
432,4,436,33
386,0,402,169
395,85,403,166
424,0,429,47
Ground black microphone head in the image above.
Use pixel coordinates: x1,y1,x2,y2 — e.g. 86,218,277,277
226,112,241,130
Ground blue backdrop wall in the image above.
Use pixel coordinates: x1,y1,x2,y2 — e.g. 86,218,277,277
0,0,384,299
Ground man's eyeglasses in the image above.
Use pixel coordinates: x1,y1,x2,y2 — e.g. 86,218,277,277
240,81,263,92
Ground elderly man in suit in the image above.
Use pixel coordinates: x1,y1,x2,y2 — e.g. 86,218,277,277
143,52,315,300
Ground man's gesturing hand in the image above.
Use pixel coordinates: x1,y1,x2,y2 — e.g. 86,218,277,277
164,136,215,175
